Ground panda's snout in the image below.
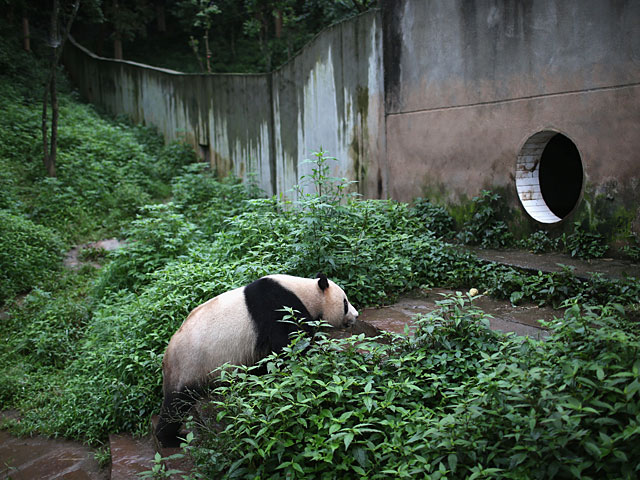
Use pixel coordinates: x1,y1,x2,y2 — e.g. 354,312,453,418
343,312,358,328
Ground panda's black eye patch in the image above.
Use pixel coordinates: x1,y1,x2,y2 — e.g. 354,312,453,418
343,298,348,315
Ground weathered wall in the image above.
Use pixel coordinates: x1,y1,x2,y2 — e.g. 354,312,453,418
64,1,639,231
383,0,640,222
63,10,384,198
272,12,387,198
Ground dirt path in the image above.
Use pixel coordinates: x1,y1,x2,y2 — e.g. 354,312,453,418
63,238,126,270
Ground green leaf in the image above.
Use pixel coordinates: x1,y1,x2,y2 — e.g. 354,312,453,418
584,441,601,459
344,432,354,450
448,453,458,472
353,447,367,468
624,379,640,399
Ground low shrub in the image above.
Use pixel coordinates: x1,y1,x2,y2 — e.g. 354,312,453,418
411,197,455,239
562,221,608,259
456,190,513,248
190,296,640,479
0,210,65,304
94,203,202,296
517,230,559,254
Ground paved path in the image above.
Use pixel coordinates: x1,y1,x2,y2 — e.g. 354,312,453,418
466,247,640,280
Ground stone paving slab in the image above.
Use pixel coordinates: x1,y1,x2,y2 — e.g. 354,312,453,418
357,288,557,339
0,430,107,480
466,247,640,280
108,434,155,480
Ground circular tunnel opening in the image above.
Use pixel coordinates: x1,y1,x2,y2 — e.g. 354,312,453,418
516,131,583,224
539,134,583,218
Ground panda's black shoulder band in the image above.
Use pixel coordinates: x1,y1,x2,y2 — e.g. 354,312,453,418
245,277,315,357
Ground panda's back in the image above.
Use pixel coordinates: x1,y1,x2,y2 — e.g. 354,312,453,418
164,275,319,392
164,285,259,391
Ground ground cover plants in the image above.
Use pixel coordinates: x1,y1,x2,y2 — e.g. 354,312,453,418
455,190,612,259
190,296,640,479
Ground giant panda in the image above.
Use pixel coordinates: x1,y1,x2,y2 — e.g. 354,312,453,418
155,273,359,447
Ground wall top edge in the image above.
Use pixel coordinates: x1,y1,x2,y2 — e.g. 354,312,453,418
67,35,269,78
68,8,379,79
270,9,380,75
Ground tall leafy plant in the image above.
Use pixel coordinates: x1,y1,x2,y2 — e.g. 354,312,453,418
457,190,513,248
292,150,357,274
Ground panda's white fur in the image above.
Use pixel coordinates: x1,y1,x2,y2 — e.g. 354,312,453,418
156,273,358,446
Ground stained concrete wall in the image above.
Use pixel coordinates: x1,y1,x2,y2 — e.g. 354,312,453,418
272,12,386,198
63,10,384,198
64,1,639,231
383,0,640,221
63,40,274,190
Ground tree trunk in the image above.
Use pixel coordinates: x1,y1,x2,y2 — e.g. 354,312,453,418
257,12,271,72
189,36,205,73
204,30,211,73
274,10,282,39
22,15,31,52
113,0,123,59
96,23,106,56
49,68,58,178
43,0,59,177
42,0,80,177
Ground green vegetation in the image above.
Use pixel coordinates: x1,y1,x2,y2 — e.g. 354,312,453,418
191,297,640,479
0,211,64,302
453,189,613,260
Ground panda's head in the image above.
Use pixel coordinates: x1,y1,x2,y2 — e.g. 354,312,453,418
315,273,358,328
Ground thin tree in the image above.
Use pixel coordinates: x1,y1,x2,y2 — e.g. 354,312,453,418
42,0,80,177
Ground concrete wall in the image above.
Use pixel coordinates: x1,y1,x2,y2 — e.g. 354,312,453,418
272,12,386,198
63,10,384,198
383,0,640,222
64,1,639,231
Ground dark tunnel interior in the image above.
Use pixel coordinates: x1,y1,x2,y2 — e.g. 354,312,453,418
539,134,583,218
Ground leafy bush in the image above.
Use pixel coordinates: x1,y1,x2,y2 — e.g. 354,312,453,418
191,296,640,479
517,230,559,254
3,285,92,369
0,210,65,303
457,190,513,248
411,197,455,239
94,203,202,296
562,221,608,259
621,242,640,262
171,166,257,235
0,269,97,406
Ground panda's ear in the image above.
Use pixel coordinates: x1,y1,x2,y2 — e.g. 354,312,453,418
316,273,329,291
